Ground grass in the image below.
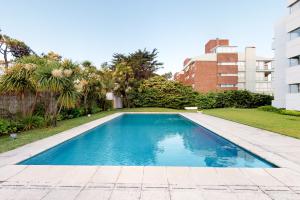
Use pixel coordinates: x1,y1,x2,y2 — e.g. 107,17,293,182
203,108,300,139
0,107,192,153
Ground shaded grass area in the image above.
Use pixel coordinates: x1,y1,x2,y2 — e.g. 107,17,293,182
203,108,300,139
0,107,192,153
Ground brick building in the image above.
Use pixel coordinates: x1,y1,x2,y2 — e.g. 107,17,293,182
174,39,273,94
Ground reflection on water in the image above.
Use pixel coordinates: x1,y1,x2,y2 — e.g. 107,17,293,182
20,114,274,167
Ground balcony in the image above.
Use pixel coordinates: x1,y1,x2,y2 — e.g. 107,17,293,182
256,67,274,72
256,77,272,82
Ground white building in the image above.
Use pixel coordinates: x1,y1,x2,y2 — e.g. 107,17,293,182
272,0,300,111
238,47,273,94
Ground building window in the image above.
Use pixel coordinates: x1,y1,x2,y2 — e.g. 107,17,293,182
215,46,237,53
219,73,238,76
289,55,300,67
238,61,246,71
220,84,236,88
290,0,300,14
289,27,300,40
289,83,300,93
238,72,245,82
218,62,237,66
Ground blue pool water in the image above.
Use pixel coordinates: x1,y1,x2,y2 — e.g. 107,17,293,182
20,114,275,167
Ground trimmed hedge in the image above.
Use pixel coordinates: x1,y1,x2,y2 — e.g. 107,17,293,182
128,76,273,109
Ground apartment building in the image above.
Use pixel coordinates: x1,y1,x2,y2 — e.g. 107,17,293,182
174,39,273,94
272,0,300,111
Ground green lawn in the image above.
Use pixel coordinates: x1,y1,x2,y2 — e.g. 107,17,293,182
203,108,300,139
0,107,192,153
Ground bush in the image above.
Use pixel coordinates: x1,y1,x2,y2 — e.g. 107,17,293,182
0,119,18,135
129,76,199,109
21,116,45,131
279,110,300,117
33,103,46,117
129,76,273,109
258,105,281,113
103,100,113,111
59,107,83,120
91,106,101,114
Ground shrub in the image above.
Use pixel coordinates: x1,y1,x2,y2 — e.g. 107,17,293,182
59,107,83,120
21,116,45,131
0,119,18,135
33,102,46,117
280,110,300,117
129,76,198,109
91,106,101,114
103,100,113,111
129,76,273,109
258,106,281,113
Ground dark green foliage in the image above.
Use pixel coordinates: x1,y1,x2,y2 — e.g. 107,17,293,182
201,90,273,109
21,116,45,131
33,102,46,117
258,105,281,113
280,110,300,117
129,76,198,109
111,49,163,80
129,76,273,109
258,106,300,117
0,119,18,135
59,108,84,120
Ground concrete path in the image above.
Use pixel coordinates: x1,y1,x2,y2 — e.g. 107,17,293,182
0,112,300,199
1,166,300,200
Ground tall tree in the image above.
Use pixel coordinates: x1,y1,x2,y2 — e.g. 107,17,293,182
78,61,105,114
111,49,163,81
113,62,134,107
0,30,33,68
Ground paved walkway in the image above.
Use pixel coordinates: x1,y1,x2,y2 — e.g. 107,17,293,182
0,112,300,200
1,166,300,200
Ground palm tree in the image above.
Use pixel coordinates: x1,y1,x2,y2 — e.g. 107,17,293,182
79,61,104,114
0,63,36,117
35,60,78,126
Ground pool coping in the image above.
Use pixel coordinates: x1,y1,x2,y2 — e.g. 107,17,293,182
0,112,299,171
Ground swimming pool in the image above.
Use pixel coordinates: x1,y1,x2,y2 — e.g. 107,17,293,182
20,114,275,167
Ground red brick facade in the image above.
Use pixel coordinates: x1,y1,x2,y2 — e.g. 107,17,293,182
205,39,229,53
174,39,238,93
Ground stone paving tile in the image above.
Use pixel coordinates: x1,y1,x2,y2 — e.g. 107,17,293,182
234,192,272,200
6,165,65,186
110,189,141,200
201,190,239,200
170,189,204,200
265,168,300,186
75,188,112,200
57,166,97,187
140,189,170,200
264,190,300,200
216,169,254,186
166,167,192,186
190,167,225,186
0,165,26,181
42,188,81,200
143,167,168,185
90,166,121,184
240,168,285,186
117,167,144,184
0,187,50,200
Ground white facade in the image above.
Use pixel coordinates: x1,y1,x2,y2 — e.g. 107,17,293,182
106,92,123,109
272,0,300,110
238,48,273,94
